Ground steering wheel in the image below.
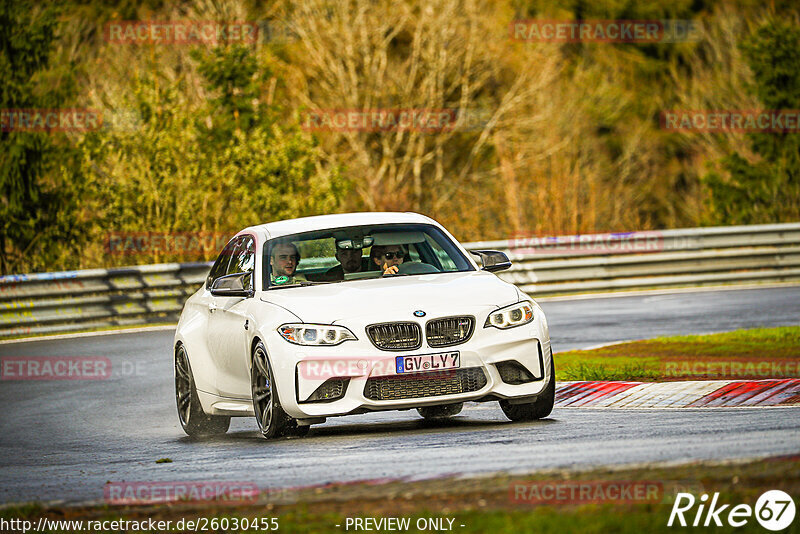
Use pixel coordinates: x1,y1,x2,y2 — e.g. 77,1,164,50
394,261,441,275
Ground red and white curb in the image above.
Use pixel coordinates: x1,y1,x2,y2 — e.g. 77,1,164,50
555,379,800,408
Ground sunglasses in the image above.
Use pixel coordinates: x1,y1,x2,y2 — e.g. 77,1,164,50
383,251,405,260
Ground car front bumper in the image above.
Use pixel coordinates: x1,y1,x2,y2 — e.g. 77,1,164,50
272,314,552,420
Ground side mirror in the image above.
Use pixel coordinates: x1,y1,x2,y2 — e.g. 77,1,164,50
210,272,254,297
470,250,512,273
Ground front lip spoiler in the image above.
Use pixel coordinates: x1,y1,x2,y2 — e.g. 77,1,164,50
303,393,491,418
306,390,546,417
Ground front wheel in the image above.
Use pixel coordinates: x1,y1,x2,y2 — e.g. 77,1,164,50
500,352,555,421
251,342,300,439
175,345,230,436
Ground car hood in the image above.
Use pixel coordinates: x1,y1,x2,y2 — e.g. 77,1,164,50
259,271,519,324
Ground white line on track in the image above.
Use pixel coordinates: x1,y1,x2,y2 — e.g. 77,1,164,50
0,324,176,345
534,281,800,302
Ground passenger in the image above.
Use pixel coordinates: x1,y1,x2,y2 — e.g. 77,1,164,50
322,240,367,280
270,242,306,284
370,244,406,275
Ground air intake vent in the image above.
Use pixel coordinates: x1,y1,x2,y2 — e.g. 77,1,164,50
366,322,422,351
496,360,536,385
426,316,475,347
364,367,487,400
301,378,349,403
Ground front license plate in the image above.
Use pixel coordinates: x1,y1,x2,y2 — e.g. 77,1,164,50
396,351,460,374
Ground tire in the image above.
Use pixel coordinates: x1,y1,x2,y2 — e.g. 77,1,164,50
251,341,303,439
417,403,463,419
500,351,555,422
175,344,231,437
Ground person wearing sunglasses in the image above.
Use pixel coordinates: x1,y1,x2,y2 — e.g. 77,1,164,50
269,242,306,284
370,245,406,275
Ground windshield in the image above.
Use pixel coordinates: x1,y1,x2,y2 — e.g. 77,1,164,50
263,223,474,288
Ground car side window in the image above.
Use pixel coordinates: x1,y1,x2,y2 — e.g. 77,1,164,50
229,236,255,275
425,234,458,270
407,244,421,262
206,237,240,288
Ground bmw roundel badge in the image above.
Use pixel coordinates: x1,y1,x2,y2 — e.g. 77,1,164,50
413,310,426,317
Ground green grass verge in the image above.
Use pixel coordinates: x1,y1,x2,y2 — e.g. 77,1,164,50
2,457,798,533
555,326,800,381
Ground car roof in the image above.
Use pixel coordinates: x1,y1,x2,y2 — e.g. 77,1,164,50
245,212,438,239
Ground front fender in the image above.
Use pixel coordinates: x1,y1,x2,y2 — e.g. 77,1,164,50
248,299,303,406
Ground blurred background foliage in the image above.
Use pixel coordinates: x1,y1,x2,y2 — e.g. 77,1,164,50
0,0,798,273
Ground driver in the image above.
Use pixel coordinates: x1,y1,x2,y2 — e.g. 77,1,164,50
370,244,406,275
269,241,306,285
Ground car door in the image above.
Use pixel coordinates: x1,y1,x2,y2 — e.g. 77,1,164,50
203,236,238,366
207,235,256,399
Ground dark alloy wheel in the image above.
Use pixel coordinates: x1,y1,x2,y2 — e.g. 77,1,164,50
251,341,307,439
175,344,230,436
500,350,555,422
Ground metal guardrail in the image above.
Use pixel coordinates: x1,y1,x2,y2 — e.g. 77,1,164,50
485,223,800,295
0,263,211,338
1,223,798,338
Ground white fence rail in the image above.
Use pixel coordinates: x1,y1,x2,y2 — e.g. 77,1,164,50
1,223,798,338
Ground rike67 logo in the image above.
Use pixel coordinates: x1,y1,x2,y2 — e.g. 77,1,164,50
669,490,796,531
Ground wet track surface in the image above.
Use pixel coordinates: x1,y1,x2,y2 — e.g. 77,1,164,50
1,286,798,504
546,285,800,351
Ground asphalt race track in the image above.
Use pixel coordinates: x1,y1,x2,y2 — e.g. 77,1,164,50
1,286,798,505
544,285,800,352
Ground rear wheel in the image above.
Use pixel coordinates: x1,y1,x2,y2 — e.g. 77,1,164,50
175,345,230,436
500,352,555,421
251,342,306,439
417,403,463,419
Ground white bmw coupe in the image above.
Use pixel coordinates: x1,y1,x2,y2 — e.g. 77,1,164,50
174,212,554,439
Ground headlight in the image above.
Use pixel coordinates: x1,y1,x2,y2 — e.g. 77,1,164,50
484,302,534,329
278,324,357,346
